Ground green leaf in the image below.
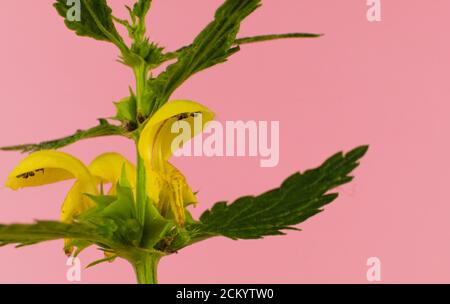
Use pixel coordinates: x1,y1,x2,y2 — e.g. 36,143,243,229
132,0,152,20
84,194,116,207
163,32,323,62
156,211,198,253
66,239,92,257
121,40,165,69
114,1,152,48
146,0,262,112
54,0,126,50
86,255,117,269
101,183,135,221
78,168,143,247
133,40,165,67
0,221,111,248
140,198,173,249
131,0,152,44
194,146,369,240
235,33,323,45
81,170,137,224
0,120,125,153
114,96,137,122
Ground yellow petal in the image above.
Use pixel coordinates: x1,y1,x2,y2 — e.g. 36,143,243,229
138,100,214,168
6,150,95,191
89,152,136,194
145,162,197,226
167,174,186,226
60,181,96,223
61,181,98,255
165,162,197,207
183,184,198,207
145,168,163,208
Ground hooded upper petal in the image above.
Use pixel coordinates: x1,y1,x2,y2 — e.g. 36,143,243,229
5,150,99,224
138,100,214,169
6,150,96,191
88,152,136,194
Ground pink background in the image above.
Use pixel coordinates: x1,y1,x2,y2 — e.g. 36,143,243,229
0,0,449,283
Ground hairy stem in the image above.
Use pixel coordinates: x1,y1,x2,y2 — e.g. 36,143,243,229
133,254,161,284
134,64,149,119
135,141,147,227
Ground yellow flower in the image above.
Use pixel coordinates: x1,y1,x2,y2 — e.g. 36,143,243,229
89,152,136,196
138,100,214,226
5,151,135,223
5,100,213,235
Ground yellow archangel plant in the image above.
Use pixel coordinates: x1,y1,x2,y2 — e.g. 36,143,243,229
0,0,368,284
5,100,211,252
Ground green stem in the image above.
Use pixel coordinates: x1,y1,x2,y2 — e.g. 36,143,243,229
133,254,161,284
135,142,147,227
134,62,149,227
134,64,148,119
